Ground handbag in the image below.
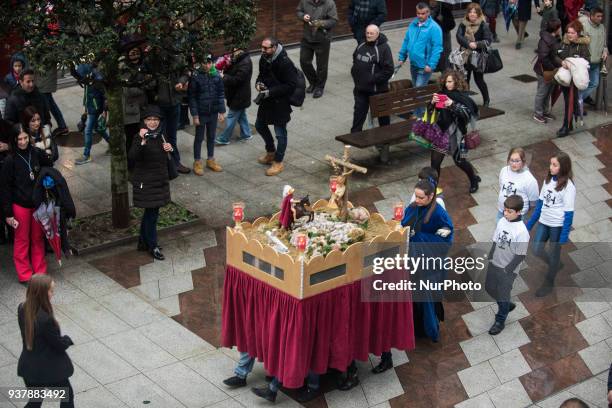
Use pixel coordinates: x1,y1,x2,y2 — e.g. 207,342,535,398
542,68,558,83
161,135,178,180
483,48,503,73
464,129,481,150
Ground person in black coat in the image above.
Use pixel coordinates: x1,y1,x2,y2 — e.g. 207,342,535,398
350,25,394,133
512,0,541,49
456,3,493,107
1,126,53,283
0,119,12,245
533,18,563,123
430,0,457,71
128,105,173,260
18,274,75,408
4,69,51,127
348,0,387,44
254,38,298,177
216,48,253,145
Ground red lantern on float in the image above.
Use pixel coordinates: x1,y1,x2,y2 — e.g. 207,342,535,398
232,202,245,225
296,233,307,253
393,201,404,221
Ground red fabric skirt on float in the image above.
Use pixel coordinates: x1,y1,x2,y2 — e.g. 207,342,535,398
221,265,415,389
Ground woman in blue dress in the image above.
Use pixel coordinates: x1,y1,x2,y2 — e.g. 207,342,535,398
371,179,454,374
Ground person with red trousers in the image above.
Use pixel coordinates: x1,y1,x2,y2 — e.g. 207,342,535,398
0,125,53,282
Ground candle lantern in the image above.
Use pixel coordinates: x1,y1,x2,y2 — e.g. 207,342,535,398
232,202,245,228
296,233,308,253
393,201,404,222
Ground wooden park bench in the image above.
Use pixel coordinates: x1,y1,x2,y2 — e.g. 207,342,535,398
335,80,504,152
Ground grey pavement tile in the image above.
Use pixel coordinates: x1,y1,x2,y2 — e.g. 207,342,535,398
468,205,498,224
576,314,612,346
462,306,496,337
570,226,601,244
48,275,90,306
570,246,605,272
170,254,204,275
0,322,22,359
502,299,530,324
130,281,160,302
574,290,612,319
455,393,495,408
71,362,101,394
157,273,194,299
511,275,530,297
98,289,165,328
492,321,531,353
0,282,27,311
468,221,497,244
139,260,174,283
325,386,369,408
74,386,127,408
361,366,403,406
487,378,532,408
572,268,608,292
593,243,612,261
567,377,608,407
588,219,612,242
183,350,244,396
152,295,181,317
584,201,612,223
0,304,15,326
106,374,184,408
56,298,130,338
233,389,299,408
0,346,16,369
457,361,501,398
100,329,177,372
583,185,612,205
0,363,21,398
54,310,95,346
145,361,227,408
206,399,244,408
61,267,124,299
597,260,612,283
489,348,532,384
460,334,502,366
68,341,139,385
137,318,215,360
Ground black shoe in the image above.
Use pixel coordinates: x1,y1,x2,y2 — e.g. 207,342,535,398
469,176,481,194
584,96,596,106
176,163,191,174
535,283,553,297
137,238,148,252
492,33,500,43
509,302,516,312
515,42,522,50
251,386,277,402
338,368,360,391
150,247,165,260
223,376,247,388
482,100,490,108
372,358,393,374
306,84,315,94
488,321,505,335
296,386,320,403
313,88,324,98
557,126,570,137
524,32,529,38
265,375,274,382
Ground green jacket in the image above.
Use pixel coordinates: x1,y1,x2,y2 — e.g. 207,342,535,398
579,14,606,64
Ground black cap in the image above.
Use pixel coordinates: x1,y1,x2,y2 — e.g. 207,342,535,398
141,105,163,120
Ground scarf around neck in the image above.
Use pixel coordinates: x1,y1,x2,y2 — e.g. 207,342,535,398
464,16,484,41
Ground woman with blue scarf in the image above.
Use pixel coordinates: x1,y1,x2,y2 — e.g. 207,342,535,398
371,179,453,374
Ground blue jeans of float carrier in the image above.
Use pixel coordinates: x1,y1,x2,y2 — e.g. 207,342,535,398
234,351,320,391
255,118,287,163
410,64,433,118
83,113,109,158
217,108,251,142
532,222,563,284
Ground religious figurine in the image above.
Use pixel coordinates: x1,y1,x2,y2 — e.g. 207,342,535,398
325,146,367,221
279,185,298,231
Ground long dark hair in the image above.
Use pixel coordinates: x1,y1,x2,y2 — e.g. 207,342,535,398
546,151,573,191
9,124,29,153
19,106,40,136
23,275,57,351
407,179,438,225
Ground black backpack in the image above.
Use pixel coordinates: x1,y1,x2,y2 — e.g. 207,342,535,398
289,67,306,107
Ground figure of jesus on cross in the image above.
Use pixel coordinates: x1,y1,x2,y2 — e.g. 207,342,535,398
325,145,367,221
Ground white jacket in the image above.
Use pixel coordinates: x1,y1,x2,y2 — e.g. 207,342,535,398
554,57,590,90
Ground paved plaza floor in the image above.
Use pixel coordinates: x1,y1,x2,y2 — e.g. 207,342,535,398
1,16,612,408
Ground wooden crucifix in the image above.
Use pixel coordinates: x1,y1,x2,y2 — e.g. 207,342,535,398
325,145,367,221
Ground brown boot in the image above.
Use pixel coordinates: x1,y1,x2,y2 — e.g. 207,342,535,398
193,159,204,176
258,152,275,165
266,161,284,176
206,158,222,172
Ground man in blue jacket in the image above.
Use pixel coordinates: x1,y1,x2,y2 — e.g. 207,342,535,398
398,2,443,116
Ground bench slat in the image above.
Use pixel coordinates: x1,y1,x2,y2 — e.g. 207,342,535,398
335,120,415,148
369,84,438,118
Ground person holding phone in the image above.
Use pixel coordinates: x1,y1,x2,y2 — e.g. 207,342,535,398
0,125,53,283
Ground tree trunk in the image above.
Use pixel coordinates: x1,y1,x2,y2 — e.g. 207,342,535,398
106,85,130,228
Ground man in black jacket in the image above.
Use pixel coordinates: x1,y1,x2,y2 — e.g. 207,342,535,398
254,37,298,177
350,25,394,133
297,0,338,98
216,48,253,145
4,69,51,127
348,0,387,44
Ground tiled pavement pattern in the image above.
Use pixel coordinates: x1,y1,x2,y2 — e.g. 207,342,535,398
1,16,612,408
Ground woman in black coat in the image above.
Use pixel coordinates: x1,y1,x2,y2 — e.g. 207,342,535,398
128,105,172,260
557,19,590,137
456,3,493,107
512,0,541,49
430,0,456,72
0,119,12,244
18,274,75,408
